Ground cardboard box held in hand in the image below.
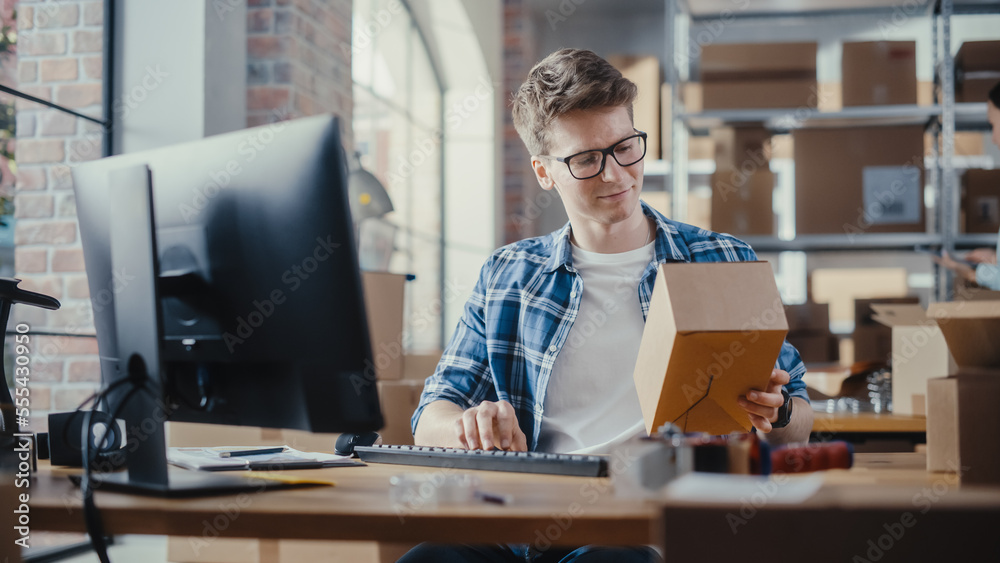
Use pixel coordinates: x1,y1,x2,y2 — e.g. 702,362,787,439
633,262,788,435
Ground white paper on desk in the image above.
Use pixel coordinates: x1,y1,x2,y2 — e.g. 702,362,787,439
665,473,823,505
167,445,359,471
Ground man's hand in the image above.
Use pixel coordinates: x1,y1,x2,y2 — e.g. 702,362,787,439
456,400,528,451
738,369,789,433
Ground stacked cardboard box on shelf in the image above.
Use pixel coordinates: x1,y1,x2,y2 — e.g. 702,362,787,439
699,42,818,109
926,301,1000,485
794,125,925,234
710,126,775,236
852,296,919,364
954,40,1000,103
962,169,1000,234
784,301,839,364
606,55,661,159
842,41,917,106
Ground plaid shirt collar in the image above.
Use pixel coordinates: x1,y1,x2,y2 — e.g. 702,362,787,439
542,200,691,274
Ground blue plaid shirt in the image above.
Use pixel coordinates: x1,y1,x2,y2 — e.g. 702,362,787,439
412,201,808,450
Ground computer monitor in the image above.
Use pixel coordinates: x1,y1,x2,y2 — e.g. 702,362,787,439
72,115,383,495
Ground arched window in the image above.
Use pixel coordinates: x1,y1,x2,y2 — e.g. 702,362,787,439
353,0,444,351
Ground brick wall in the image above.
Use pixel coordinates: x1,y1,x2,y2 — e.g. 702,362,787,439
247,0,352,149
502,0,537,244
11,0,354,433
13,0,104,430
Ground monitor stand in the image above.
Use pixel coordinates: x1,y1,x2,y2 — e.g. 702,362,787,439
93,164,277,497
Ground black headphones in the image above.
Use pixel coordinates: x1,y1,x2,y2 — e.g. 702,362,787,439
37,410,128,471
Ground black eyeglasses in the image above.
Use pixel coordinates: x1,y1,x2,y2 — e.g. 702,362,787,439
542,131,647,180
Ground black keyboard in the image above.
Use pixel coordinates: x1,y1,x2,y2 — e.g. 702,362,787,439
354,445,608,477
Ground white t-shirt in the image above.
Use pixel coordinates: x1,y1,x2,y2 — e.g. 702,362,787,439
536,240,654,454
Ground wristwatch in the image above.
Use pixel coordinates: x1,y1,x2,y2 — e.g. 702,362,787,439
771,389,793,429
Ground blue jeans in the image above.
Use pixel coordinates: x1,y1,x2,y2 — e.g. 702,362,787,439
395,543,661,563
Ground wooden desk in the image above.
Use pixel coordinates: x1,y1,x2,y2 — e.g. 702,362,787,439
812,411,926,433
30,454,1000,560
31,462,662,548
661,453,1000,561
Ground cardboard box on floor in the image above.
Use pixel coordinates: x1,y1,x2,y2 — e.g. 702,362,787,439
841,41,917,106
870,304,957,416
606,55,661,159
926,300,1000,484
962,169,1000,234
361,271,408,380
633,262,788,435
794,125,925,234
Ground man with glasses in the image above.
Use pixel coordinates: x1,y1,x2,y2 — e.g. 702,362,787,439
400,49,811,563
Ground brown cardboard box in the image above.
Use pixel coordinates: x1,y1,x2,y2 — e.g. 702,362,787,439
700,42,817,78
928,301,1000,369
927,375,1000,484
711,127,771,169
851,325,893,364
362,271,407,380
786,331,839,364
633,262,788,435
700,42,817,110
962,169,1000,234
607,55,661,159
842,41,917,106
925,300,1000,483
956,77,999,104
701,78,818,110
870,304,958,416
855,296,920,329
784,302,830,332
710,168,775,236
376,380,424,445
402,351,442,381
955,40,1000,103
926,132,985,157
794,126,925,234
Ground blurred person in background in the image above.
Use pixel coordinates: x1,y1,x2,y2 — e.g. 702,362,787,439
935,80,1000,290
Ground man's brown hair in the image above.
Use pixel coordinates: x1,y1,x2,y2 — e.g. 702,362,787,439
511,48,638,156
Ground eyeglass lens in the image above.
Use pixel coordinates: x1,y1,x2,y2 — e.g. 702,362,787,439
567,135,646,179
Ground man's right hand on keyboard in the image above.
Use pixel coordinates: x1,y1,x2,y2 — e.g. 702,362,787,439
414,399,528,451
457,399,528,451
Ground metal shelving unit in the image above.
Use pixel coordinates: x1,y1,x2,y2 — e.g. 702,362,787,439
663,0,997,300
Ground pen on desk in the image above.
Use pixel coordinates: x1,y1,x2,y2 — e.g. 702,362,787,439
219,447,286,458
476,491,512,505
